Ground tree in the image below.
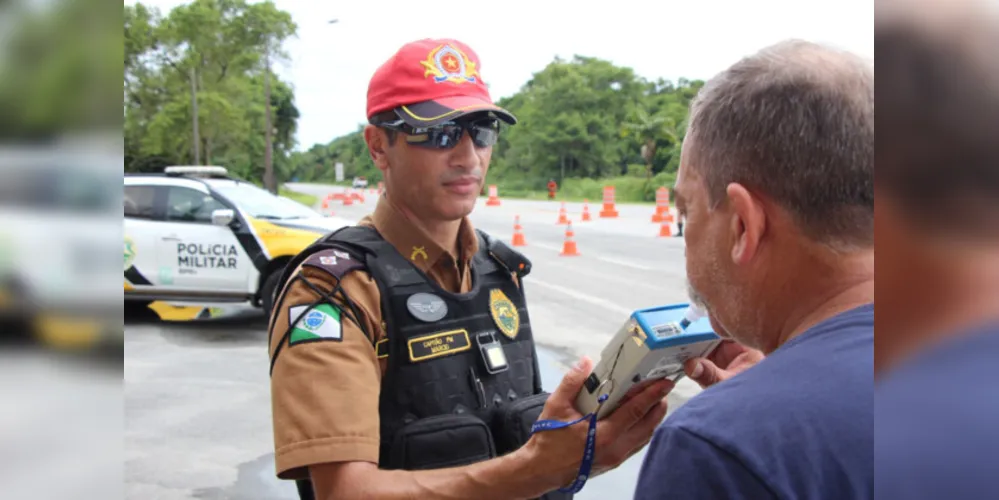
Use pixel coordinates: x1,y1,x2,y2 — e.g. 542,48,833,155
279,54,704,200
124,0,298,187
621,107,679,179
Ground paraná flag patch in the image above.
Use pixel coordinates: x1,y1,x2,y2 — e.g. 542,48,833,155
289,304,342,345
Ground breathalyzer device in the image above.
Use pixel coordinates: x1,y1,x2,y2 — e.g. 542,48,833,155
575,303,720,420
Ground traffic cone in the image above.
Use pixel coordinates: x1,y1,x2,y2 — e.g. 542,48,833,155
486,185,502,206
343,189,354,206
581,200,592,222
512,216,527,247
556,202,570,224
321,195,330,210
599,186,619,218
560,222,580,256
659,218,673,237
651,187,670,222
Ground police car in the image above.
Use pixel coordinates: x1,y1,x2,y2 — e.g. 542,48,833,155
124,166,351,315
1,143,122,347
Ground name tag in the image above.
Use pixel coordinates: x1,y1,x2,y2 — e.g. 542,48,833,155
408,329,472,362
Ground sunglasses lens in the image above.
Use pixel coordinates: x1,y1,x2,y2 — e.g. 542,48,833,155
432,125,464,149
402,121,499,149
471,126,499,147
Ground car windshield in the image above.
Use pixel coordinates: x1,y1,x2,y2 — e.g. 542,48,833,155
1,151,120,213
210,183,318,220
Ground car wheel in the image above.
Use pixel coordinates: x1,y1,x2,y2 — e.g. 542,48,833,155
125,300,159,321
260,269,284,317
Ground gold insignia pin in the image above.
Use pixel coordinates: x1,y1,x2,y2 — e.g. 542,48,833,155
410,246,428,261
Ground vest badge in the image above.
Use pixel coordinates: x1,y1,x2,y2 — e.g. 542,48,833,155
489,288,520,340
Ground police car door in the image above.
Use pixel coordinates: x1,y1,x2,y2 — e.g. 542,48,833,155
124,184,162,290
157,185,248,292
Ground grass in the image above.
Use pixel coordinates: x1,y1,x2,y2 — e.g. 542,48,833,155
281,172,677,206
279,187,317,207
496,189,656,205
492,173,678,205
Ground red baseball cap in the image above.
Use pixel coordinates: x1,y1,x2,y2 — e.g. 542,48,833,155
366,38,517,128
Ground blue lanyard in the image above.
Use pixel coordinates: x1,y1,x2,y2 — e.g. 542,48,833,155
533,345,623,494
530,393,609,494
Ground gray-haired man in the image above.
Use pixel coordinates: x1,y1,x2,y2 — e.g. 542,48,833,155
634,39,874,499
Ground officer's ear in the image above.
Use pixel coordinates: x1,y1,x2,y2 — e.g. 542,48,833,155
364,125,392,173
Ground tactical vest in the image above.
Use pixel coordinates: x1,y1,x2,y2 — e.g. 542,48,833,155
274,226,572,500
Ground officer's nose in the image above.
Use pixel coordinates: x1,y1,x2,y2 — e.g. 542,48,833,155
447,131,481,171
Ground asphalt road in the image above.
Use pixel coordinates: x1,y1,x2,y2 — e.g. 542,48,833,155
124,184,702,500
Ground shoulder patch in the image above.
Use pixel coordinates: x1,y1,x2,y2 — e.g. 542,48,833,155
288,303,343,345
301,248,366,280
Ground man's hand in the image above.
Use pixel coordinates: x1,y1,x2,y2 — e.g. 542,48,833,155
523,356,674,489
683,340,764,389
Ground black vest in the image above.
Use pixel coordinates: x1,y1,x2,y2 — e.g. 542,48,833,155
276,226,570,499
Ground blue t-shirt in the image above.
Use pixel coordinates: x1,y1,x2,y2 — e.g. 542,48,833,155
875,322,999,500
633,304,874,500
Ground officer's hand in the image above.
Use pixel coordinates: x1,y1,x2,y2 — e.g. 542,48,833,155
526,356,673,488
683,340,764,389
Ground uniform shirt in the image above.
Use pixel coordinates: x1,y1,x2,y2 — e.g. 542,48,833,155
268,195,479,480
634,304,874,500
875,322,999,500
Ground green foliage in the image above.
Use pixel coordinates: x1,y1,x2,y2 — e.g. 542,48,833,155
291,55,702,198
123,2,703,196
0,0,121,138
124,0,299,184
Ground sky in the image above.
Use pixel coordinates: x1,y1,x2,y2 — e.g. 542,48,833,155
131,0,874,152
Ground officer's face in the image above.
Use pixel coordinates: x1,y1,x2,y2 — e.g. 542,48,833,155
370,122,492,222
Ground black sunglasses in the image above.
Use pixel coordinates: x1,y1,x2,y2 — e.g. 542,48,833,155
378,118,500,149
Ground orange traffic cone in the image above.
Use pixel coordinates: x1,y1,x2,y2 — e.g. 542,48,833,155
343,190,354,206
557,202,570,224
512,216,527,247
599,186,619,218
560,222,580,256
322,195,330,210
651,187,670,222
659,218,673,237
486,185,502,206
581,200,592,222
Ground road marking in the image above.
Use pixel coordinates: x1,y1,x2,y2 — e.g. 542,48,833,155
542,259,665,292
523,277,633,316
490,232,654,270
595,255,654,270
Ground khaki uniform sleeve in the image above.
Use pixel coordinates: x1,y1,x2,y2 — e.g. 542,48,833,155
268,264,385,480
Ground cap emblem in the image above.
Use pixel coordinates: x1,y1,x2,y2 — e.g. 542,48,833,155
421,44,479,84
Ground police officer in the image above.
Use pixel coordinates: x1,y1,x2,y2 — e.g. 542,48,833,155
268,38,674,500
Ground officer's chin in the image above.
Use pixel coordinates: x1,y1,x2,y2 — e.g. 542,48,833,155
435,200,476,221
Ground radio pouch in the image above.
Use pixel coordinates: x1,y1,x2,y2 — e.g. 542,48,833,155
496,392,551,455
387,414,496,470
495,392,575,500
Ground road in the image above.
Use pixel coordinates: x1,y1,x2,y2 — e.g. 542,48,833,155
124,184,702,500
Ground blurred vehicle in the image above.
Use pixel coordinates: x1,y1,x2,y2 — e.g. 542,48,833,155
0,144,122,349
124,166,351,316
352,176,368,189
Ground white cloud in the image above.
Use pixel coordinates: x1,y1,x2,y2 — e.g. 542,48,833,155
130,0,874,151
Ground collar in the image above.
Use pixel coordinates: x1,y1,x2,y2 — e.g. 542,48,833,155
370,195,479,273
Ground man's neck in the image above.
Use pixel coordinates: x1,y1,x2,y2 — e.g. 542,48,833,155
766,249,875,354
875,251,999,375
390,197,461,256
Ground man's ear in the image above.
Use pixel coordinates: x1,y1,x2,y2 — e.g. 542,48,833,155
364,125,390,173
726,183,766,265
